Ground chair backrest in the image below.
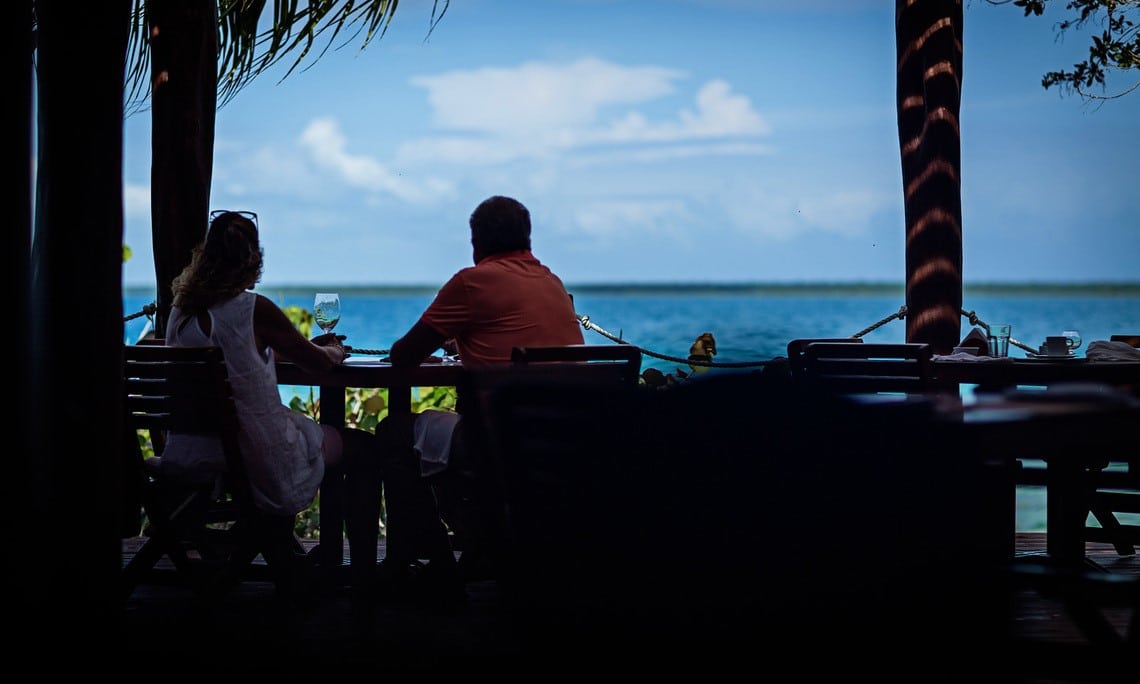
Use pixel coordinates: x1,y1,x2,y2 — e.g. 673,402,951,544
1110,334,1140,348
122,344,250,502
122,344,310,601
800,341,935,394
458,344,642,457
786,337,862,379
510,343,643,386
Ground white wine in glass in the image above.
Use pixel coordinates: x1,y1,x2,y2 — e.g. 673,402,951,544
313,292,341,335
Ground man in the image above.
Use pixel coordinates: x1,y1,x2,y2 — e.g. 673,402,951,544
376,195,584,603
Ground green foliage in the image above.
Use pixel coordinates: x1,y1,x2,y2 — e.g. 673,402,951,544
284,342,459,538
986,0,1140,100
137,429,155,458
283,304,315,339
123,244,132,263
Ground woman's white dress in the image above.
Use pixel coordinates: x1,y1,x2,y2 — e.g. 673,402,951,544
162,291,324,516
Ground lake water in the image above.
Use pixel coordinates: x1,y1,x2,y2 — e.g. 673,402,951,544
124,282,1140,533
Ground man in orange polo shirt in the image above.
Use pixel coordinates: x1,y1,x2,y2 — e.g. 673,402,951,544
367,195,583,605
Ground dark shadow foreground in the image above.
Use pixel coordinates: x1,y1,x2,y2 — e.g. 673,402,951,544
481,370,1013,674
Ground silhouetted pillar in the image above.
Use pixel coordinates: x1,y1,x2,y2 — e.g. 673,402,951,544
896,0,964,353
11,0,35,652
149,0,217,335
28,0,131,658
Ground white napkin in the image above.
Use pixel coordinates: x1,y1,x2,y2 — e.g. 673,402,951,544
1086,340,1140,361
413,409,461,477
933,352,1015,362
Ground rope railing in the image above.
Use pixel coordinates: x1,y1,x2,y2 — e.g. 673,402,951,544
578,305,1038,364
345,347,389,356
122,301,1039,363
852,305,1036,355
124,302,157,322
575,314,774,368
851,306,907,338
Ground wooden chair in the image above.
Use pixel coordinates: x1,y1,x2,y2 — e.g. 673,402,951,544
439,344,643,582
785,337,862,380
509,343,643,385
1084,334,1140,556
799,341,938,394
121,344,311,604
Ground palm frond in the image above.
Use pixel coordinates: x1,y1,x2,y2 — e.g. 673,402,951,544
124,0,449,114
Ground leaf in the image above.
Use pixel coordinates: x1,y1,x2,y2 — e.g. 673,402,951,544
363,394,386,414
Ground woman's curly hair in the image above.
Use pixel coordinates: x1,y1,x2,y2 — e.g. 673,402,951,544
171,212,263,314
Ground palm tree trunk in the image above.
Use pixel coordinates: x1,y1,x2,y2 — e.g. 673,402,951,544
896,0,964,354
148,0,217,335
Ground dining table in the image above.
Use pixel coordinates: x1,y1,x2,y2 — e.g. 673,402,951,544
275,356,468,576
930,355,1140,391
952,389,1139,569
850,385,1140,571
930,352,1140,566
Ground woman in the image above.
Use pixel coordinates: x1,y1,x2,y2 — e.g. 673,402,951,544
161,210,378,589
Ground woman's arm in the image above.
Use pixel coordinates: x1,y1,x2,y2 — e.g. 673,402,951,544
253,294,344,373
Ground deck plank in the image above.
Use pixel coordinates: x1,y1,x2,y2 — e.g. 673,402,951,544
112,533,1137,677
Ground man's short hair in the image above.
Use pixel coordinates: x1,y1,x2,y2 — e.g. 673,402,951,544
470,195,532,255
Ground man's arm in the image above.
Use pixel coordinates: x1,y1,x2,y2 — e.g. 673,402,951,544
389,319,447,367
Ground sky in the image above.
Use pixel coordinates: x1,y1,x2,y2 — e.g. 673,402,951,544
119,0,1140,288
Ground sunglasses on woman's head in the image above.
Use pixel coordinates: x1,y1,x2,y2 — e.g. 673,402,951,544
209,210,258,229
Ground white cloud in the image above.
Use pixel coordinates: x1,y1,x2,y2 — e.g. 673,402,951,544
298,117,455,203
573,142,772,166
796,190,887,237
722,185,891,240
596,80,770,143
124,183,150,218
411,57,682,133
401,58,771,165
570,199,692,241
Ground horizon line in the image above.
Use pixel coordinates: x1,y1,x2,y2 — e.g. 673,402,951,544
123,280,1140,294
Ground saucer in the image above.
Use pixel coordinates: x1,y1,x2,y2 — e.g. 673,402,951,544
1024,352,1080,362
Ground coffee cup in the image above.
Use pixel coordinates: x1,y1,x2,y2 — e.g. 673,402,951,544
1040,336,1071,356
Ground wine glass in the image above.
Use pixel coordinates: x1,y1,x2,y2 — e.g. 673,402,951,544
313,292,341,335
1061,328,1082,354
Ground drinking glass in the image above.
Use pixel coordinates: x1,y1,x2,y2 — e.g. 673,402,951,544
313,292,341,335
987,323,1011,358
1062,328,1082,352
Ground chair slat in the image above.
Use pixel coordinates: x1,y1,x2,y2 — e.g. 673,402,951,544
801,342,934,394
121,343,304,603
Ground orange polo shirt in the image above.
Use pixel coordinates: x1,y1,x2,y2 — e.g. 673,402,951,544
419,250,584,368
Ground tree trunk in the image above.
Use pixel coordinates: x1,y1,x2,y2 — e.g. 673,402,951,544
27,0,132,652
148,0,217,335
896,0,964,354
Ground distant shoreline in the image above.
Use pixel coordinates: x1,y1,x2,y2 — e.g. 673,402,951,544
124,281,1140,297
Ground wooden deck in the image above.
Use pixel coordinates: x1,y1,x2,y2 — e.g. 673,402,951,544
111,533,1137,679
